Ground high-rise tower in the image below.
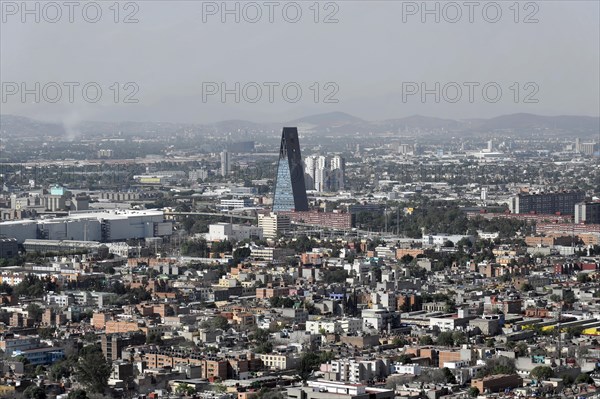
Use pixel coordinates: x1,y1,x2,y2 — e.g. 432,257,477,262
272,127,309,212
330,155,345,191
220,150,230,177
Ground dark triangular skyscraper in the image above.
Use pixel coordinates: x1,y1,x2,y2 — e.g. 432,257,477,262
272,127,309,212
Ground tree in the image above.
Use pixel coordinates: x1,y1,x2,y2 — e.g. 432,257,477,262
530,365,554,381
400,254,414,264
549,294,561,303
14,275,56,298
515,342,529,357
270,296,295,308
68,389,88,399
563,290,577,305
393,336,409,347
397,354,413,364
255,341,273,354
452,331,467,346
416,368,448,384
233,247,251,263
211,240,233,254
214,383,227,393
298,352,321,382
521,283,534,292
181,239,208,257
146,332,163,345
575,373,594,384
444,300,457,313
23,385,47,399
257,391,284,399
38,327,55,339
0,281,14,295
442,367,457,384
468,387,480,397
577,273,591,283
477,356,516,377
175,383,195,396
50,361,71,382
419,335,434,345
436,331,454,347
27,303,44,323
563,374,575,386
322,268,348,284
210,315,229,330
75,345,111,393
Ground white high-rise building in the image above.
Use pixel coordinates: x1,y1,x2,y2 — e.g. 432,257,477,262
304,154,345,192
304,155,316,190
220,150,230,177
314,156,329,192
330,155,345,191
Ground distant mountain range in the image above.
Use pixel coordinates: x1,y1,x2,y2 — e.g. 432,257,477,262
1,112,598,138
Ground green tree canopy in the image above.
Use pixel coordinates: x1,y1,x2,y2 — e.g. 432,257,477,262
75,345,111,393
436,331,455,347
23,385,46,399
575,373,594,384
477,356,516,378
67,389,88,399
419,335,434,345
530,365,554,381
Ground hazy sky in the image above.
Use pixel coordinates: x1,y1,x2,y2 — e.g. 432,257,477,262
1,0,599,123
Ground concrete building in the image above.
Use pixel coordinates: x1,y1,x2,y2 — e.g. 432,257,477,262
0,238,18,258
469,318,501,336
101,333,146,361
509,191,585,215
330,155,345,191
287,380,394,399
471,374,523,393
250,246,294,263
305,154,345,192
361,308,399,332
258,353,298,370
314,156,330,192
422,234,474,247
258,212,290,239
0,209,172,243
189,169,208,181
0,336,40,356
327,358,389,383
205,223,262,242
12,347,64,365
306,318,362,335
575,201,600,224
219,198,253,211
220,150,230,177
277,210,352,229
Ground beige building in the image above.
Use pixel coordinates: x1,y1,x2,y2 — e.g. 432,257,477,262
258,212,290,239
259,353,298,370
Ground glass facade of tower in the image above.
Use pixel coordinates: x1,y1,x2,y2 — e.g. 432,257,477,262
273,159,295,211
272,127,309,212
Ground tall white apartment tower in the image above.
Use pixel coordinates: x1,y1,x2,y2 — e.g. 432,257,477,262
314,155,329,192
220,150,230,177
330,155,345,191
304,155,317,190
